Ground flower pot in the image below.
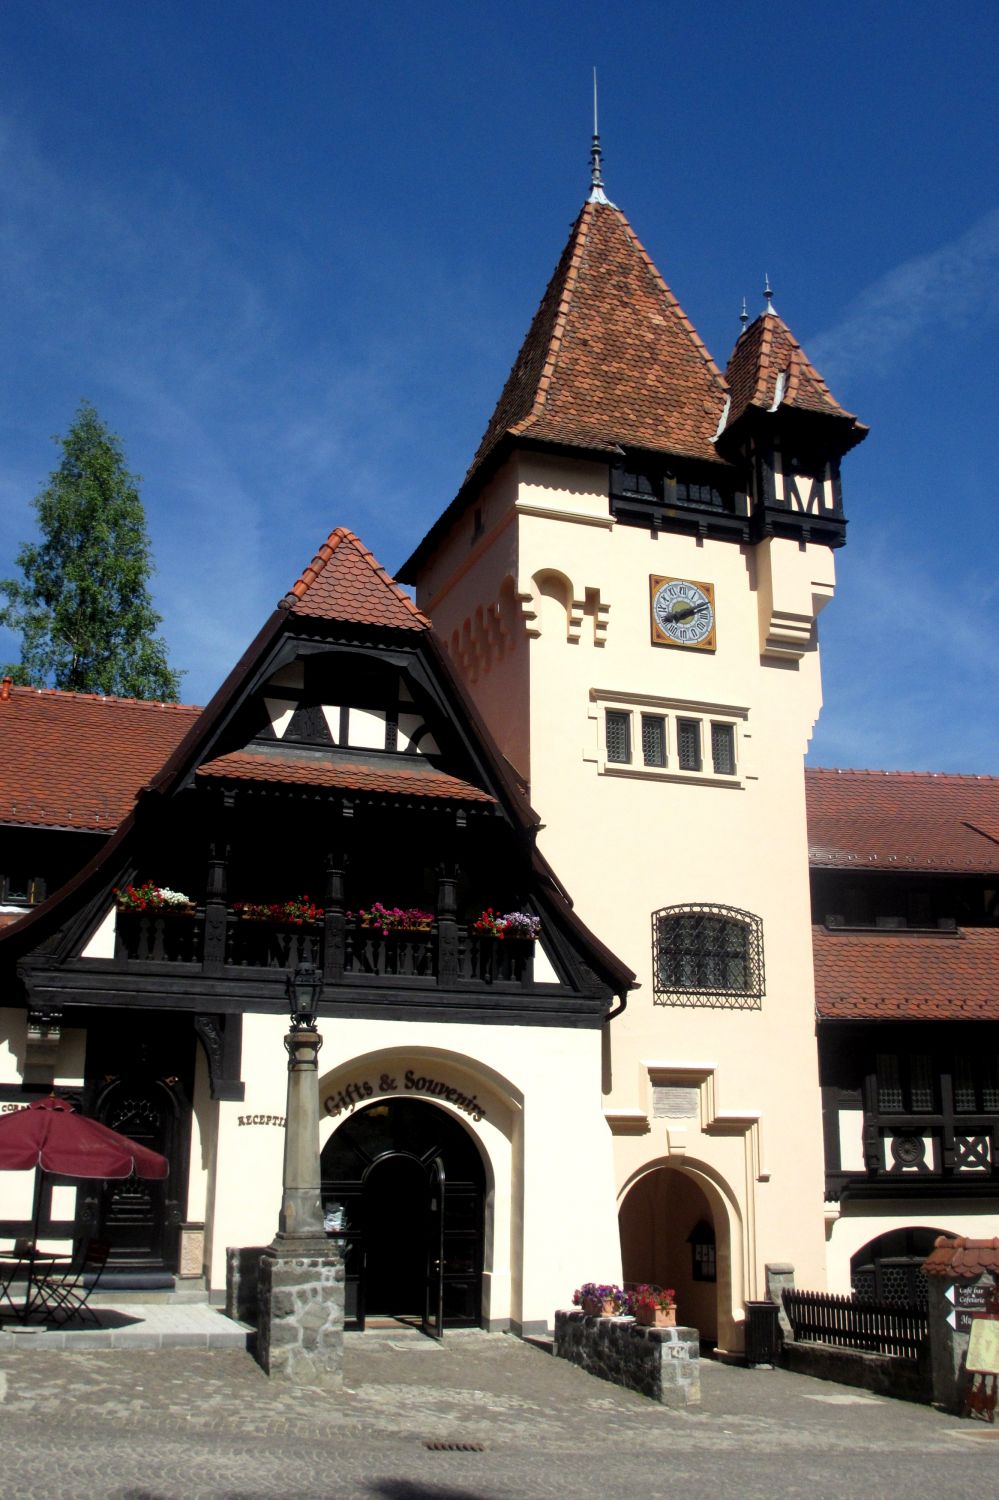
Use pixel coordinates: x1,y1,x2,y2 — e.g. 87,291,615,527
581,1296,619,1317
634,1303,676,1327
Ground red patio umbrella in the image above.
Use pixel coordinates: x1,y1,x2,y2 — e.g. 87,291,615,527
0,1096,170,1321
0,1095,170,1180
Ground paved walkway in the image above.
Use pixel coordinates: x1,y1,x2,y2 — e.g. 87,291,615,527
0,1300,250,1351
1,1326,997,1498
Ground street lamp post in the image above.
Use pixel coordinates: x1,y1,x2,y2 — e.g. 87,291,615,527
255,961,344,1387
277,963,325,1240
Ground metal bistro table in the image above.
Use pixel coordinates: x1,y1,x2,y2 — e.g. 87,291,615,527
0,1240,73,1324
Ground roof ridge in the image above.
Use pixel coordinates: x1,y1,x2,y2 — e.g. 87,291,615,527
3,685,202,712
509,203,594,439
807,766,999,784
283,526,430,629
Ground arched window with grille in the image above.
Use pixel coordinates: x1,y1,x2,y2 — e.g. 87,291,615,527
652,903,764,1009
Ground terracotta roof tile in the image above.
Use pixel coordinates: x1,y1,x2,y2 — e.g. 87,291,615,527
196,749,495,804
0,687,200,831
813,925,999,1021
923,1236,999,1278
725,310,863,437
283,527,429,631
467,200,730,481
806,767,999,872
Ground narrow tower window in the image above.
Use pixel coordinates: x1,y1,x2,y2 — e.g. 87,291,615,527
677,718,701,771
641,714,666,767
606,711,631,764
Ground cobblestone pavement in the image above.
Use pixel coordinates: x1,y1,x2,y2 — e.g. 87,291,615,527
1,1329,997,1499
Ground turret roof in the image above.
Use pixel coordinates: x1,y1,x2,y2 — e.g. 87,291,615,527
725,309,866,445
467,199,730,479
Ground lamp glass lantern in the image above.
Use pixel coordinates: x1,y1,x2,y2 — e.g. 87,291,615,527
287,962,323,1030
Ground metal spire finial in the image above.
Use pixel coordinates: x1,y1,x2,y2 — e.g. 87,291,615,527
763,274,776,314
588,67,610,204
739,296,749,331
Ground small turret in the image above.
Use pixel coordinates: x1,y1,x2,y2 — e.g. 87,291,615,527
717,284,867,548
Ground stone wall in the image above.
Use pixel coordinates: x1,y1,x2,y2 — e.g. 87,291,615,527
779,1339,932,1404
553,1310,700,1407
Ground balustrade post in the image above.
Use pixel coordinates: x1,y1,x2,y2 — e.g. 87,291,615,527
323,856,346,983
437,865,458,984
203,851,229,975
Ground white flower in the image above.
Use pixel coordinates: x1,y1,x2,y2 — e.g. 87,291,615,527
157,887,191,905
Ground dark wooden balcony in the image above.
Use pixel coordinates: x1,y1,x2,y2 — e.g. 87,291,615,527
114,909,537,988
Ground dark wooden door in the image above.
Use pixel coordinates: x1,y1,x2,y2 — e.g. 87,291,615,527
422,1155,445,1340
94,1078,183,1270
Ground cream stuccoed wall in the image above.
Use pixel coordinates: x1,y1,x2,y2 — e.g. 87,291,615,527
207,1013,620,1330
416,453,835,1316
826,1204,999,1294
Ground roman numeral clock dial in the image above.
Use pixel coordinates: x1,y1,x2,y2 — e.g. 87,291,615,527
650,576,717,651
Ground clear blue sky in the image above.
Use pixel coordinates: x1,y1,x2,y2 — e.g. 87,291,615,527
2,1,997,771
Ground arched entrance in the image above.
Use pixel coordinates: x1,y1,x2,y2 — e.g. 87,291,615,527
320,1097,485,1334
619,1165,723,1343
851,1226,948,1307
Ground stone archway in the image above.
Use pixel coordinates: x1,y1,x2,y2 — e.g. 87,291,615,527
618,1162,742,1349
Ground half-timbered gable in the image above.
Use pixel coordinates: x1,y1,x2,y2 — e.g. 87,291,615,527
0,528,631,1322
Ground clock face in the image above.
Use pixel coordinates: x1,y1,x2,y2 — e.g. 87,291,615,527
650,576,716,651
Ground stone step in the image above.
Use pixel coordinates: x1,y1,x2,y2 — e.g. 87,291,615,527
90,1278,209,1306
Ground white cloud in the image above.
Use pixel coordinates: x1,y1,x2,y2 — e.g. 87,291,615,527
808,205,999,385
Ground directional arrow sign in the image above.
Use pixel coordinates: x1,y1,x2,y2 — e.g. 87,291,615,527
947,1308,958,1328
946,1285,957,1305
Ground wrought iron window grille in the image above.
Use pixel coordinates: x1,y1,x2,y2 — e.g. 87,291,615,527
652,903,765,1009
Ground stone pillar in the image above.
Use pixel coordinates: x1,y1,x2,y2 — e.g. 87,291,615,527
766,1262,795,1340
255,1025,344,1387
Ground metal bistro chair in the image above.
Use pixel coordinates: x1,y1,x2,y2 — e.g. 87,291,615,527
31,1239,111,1328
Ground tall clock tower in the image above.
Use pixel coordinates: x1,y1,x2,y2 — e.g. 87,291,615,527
400,159,866,1353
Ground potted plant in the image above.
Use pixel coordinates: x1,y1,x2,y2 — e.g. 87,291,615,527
572,1282,629,1317
473,909,541,940
115,883,195,915
354,903,434,934
629,1284,677,1327
233,896,324,925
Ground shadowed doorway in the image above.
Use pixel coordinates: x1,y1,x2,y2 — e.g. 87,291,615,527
321,1097,485,1334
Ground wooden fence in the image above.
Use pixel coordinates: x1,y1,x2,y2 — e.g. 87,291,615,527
782,1288,928,1361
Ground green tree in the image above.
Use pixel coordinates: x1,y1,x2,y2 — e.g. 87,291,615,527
0,401,182,700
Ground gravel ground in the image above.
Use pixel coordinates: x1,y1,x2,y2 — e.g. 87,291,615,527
1,1328,996,1499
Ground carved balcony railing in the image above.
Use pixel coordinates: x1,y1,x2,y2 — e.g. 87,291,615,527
114,910,538,988
115,908,205,964
226,918,323,971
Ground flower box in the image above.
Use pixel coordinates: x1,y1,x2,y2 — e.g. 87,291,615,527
353,904,434,935
634,1302,677,1327
474,909,541,941
233,897,324,925
629,1284,677,1327
115,883,194,915
573,1282,628,1317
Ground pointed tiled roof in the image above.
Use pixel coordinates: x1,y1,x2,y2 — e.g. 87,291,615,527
467,200,730,479
283,527,429,631
725,311,866,447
